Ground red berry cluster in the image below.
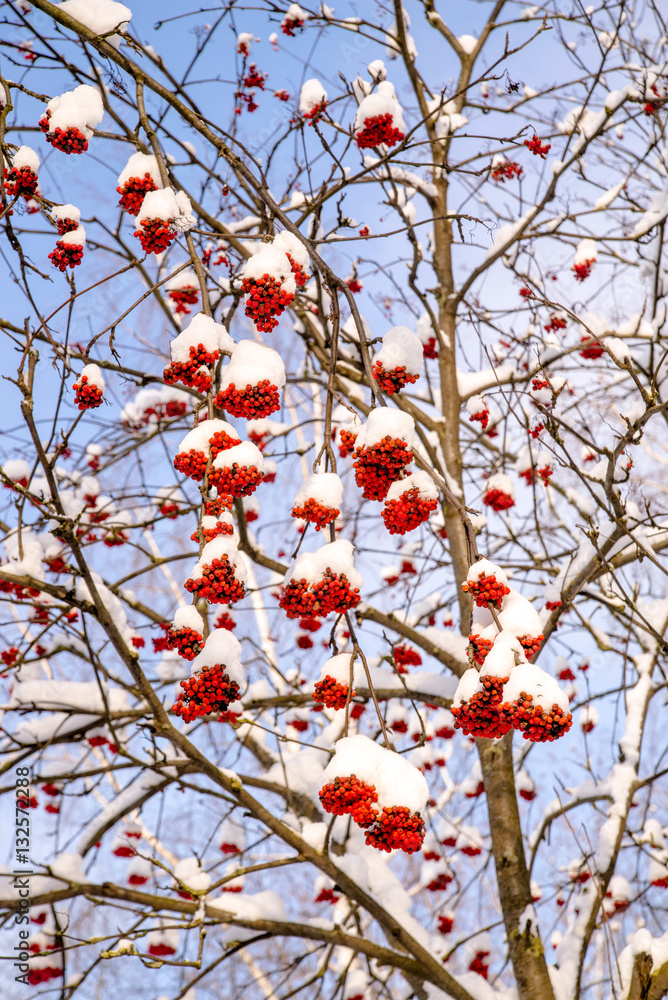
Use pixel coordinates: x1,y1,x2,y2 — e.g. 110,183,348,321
462,572,510,609
524,135,551,157
438,915,454,934
214,380,281,419
164,353,217,394
49,241,84,271
215,610,236,631
382,486,437,534
54,216,78,236
338,428,358,458
356,113,405,149
451,674,511,739
243,65,266,89
241,274,294,332
185,556,246,604
193,520,234,542
205,496,234,516
27,966,63,987
3,165,39,198
468,633,493,665
353,437,413,501
73,375,103,410
422,336,438,359
518,633,544,659
469,951,490,979
208,461,264,497
319,775,379,826
282,15,304,35
469,408,490,430
483,488,515,512
168,286,199,315
392,643,422,672
43,121,89,153
172,664,241,723
302,101,327,124
313,675,353,710
134,217,176,255
545,314,567,333
166,625,203,661
490,159,523,182
315,887,339,903
372,361,419,395
148,942,176,957
279,571,361,619
291,497,340,531
117,173,158,215
2,646,20,667
173,448,210,481
573,260,594,282
507,692,572,742
579,336,604,358
285,252,309,287
365,806,425,854
425,872,453,891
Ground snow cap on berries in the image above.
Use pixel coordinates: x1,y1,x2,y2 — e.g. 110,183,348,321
315,652,355,687
50,203,80,226
79,363,104,392
169,313,234,362
243,245,297,295
211,439,265,474
176,419,240,457
59,225,86,248
502,661,569,714
321,734,428,814
354,80,406,132
466,558,509,589
574,238,597,267
10,145,40,174
44,84,104,138
136,187,181,225
221,339,286,391
299,78,327,114
355,407,416,451
188,536,248,585
273,229,310,269
284,538,363,589
293,472,344,510
172,605,204,634
479,630,522,677
117,151,162,190
385,470,438,504
189,628,244,690
373,325,423,376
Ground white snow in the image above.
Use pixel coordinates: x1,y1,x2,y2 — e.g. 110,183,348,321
293,472,343,509
189,629,244,689
374,325,423,375
136,187,180,224
354,81,405,134
79,363,104,390
176,419,240,456
221,339,285,392
11,145,39,173
356,408,415,450
172,605,203,633
320,734,428,813
58,0,131,37
170,313,234,362
574,238,597,265
45,84,104,138
60,225,86,248
211,440,264,472
50,203,80,224
117,151,161,188
299,79,327,114
385,470,439,503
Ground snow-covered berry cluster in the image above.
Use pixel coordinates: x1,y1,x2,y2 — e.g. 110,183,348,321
354,83,405,149
39,84,104,155
116,153,162,214
462,560,511,609
319,736,428,855
208,441,265,497
313,653,355,709
173,666,241,723
354,437,413,500
356,113,405,149
73,365,104,410
299,78,327,123
173,420,240,481
490,157,523,182
3,146,40,198
184,538,247,605
134,188,191,255
166,625,203,661
291,472,343,531
483,472,515,512
381,472,439,534
279,540,362,619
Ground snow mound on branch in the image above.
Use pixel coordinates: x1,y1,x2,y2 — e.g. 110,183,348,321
212,440,264,471
170,313,234,362
176,419,240,455
189,536,247,583
172,605,203,633
60,225,86,248
503,662,569,713
315,652,354,686
174,856,212,893
79,363,104,390
243,245,296,294
293,472,343,508
117,151,161,188
137,187,180,223
221,339,286,390
273,229,310,268
374,325,423,375
59,0,132,38
321,734,428,813
46,84,104,138
10,680,129,713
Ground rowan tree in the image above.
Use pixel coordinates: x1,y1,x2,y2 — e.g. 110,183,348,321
1,2,668,999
